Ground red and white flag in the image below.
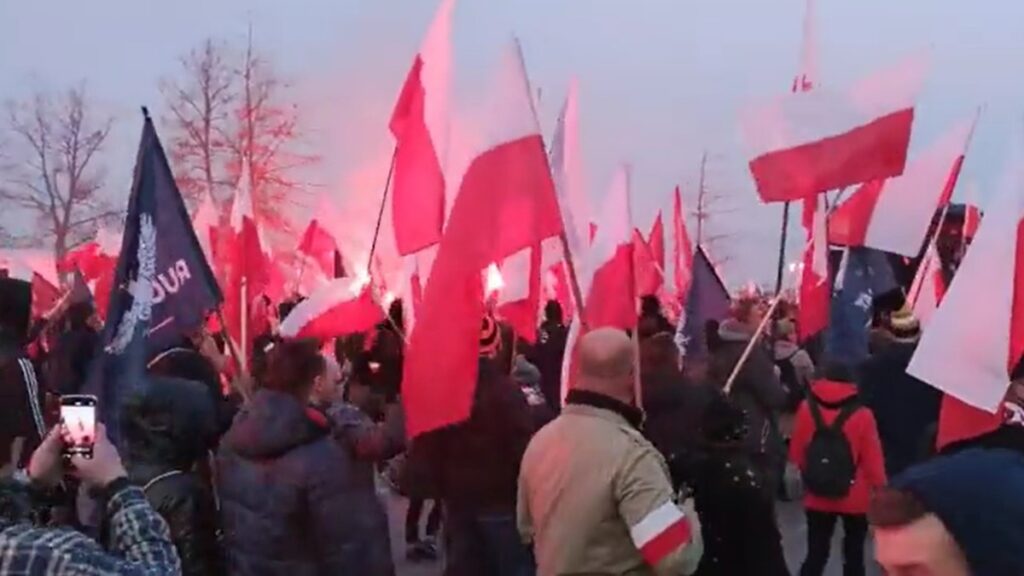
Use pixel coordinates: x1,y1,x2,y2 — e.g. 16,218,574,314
829,116,975,256
798,194,829,341
907,242,946,327
496,244,543,343
742,55,925,203
223,161,271,361
390,0,454,256
672,186,694,308
908,152,1024,413
401,39,563,437
297,219,341,279
633,228,661,297
279,278,384,340
648,211,666,279
191,190,219,263
630,501,694,568
561,166,637,399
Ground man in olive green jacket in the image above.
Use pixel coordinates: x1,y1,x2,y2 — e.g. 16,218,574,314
518,328,703,575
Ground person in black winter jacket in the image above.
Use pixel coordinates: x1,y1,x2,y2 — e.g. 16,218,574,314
45,301,99,397
640,333,716,490
122,375,222,576
709,299,788,497
0,278,46,471
859,307,941,477
532,300,568,413
693,393,790,576
217,338,395,576
638,295,674,341
410,315,537,576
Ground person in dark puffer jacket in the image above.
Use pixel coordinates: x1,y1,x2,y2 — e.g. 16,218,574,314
217,338,395,576
122,375,222,576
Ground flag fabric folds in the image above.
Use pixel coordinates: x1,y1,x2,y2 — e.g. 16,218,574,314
87,113,214,444
825,247,897,366
742,55,925,202
192,189,219,263
279,279,384,340
676,246,730,360
402,39,563,438
497,245,543,344
671,187,694,310
829,117,975,256
390,0,454,256
297,219,341,279
798,194,829,341
908,149,1024,413
633,228,662,297
907,242,945,327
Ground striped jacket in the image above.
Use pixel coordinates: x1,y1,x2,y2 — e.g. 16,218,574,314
0,484,181,575
0,336,47,468
518,394,704,576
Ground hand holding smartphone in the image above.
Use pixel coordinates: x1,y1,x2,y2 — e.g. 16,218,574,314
59,395,97,459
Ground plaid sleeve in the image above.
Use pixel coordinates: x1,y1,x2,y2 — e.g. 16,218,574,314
101,485,182,575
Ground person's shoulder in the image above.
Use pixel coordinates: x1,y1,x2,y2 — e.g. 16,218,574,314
0,524,104,570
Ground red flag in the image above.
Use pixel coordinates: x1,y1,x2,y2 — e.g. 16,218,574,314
963,203,982,240
798,195,829,341
648,212,665,274
297,219,340,278
224,161,271,363
908,242,946,327
633,228,661,297
278,279,384,340
497,245,542,344
743,55,924,202
672,186,695,308
390,0,454,256
829,117,976,256
402,39,563,438
31,273,61,319
192,189,219,263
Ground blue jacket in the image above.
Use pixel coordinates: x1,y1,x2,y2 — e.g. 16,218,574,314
217,389,394,576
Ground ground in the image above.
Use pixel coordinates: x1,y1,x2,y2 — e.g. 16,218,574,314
387,492,882,576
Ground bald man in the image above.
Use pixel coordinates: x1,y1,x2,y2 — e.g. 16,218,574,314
518,328,703,576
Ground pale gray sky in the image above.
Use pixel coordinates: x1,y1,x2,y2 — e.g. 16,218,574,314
2,0,1022,285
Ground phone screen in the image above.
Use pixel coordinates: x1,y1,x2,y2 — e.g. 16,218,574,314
60,396,97,457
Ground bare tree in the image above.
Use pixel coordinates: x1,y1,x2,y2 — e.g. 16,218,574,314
1,86,119,264
226,26,316,237
160,38,235,207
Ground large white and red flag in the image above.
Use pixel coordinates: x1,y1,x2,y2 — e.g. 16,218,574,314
672,186,694,309
907,241,946,327
908,149,1024,414
829,116,976,256
402,39,564,437
297,219,341,279
191,190,219,263
496,244,543,343
798,194,829,340
278,277,384,340
390,0,454,256
742,54,925,203
561,165,637,399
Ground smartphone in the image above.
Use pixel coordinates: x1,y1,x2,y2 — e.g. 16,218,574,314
60,395,97,459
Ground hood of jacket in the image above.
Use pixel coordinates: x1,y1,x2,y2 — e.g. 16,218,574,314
810,379,859,406
122,376,218,469
0,278,31,343
222,389,327,460
718,318,755,344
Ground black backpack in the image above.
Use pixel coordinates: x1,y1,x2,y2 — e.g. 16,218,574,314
802,394,860,499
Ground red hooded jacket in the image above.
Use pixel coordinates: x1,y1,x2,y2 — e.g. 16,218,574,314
789,379,887,515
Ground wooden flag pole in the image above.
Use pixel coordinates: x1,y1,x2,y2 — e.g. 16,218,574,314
558,233,589,330
214,305,251,403
724,294,784,396
240,275,248,372
367,147,399,269
773,202,791,295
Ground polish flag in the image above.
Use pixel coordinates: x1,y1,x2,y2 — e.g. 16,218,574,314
630,501,694,568
399,254,425,336
672,186,695,309
401,39,564,437
798,194,829,341
963,203,982,241
297,219,340,279
224,161,271,360
497,245,543,343
907,242,945,327
191,189,219,263
742,54,925,202
648,213,666,275
390,0,454,256
829,116,976,256
561,166,636,399
908,150,1024,413
279,278,384,340
633,228,662,297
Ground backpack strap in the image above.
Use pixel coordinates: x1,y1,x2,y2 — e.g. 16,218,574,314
830,400,862,432
807,393,828,430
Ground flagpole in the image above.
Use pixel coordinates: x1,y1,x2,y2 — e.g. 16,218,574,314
724,293,784,395
367,147,398,270
774,202,791,295
558,233,589,330
240,275,248,372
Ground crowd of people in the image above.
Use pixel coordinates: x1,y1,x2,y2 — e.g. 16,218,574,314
2,273,1024,576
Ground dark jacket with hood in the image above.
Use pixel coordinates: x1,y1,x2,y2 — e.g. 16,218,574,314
533,319,568,413
217,388,394,576
413,358,535,513
0,278,45,468
641,367,717,490
147,345,238,438
123,376,221,576
859,336,941,476
709,318,787,461
45,302,99,397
